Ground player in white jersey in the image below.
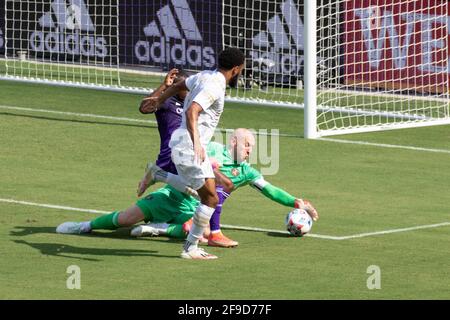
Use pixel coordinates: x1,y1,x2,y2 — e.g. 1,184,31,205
140,48,245,259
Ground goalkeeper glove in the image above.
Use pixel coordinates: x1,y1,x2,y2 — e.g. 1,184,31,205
295,199,319,222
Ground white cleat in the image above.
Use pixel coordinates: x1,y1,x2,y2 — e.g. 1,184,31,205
56,222,90,234
181,247,218,260
130,224,160,237
147,162,165,184
137,162,165,196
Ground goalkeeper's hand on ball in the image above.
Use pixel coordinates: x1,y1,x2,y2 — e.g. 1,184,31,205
295,199,319,222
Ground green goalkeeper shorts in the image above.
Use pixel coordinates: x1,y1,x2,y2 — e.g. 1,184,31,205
136,185,199,224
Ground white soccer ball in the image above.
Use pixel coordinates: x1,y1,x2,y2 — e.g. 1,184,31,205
285,209,313,237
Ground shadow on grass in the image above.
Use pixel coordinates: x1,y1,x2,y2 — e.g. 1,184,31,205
11,225,184,243
266,231,292,238
10,226,186,260
13,239,179,261
11,225,141,240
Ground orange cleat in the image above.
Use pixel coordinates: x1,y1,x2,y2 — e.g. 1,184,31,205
208,231,239,248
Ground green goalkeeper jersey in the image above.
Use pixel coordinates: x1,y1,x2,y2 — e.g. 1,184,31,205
206,142,261,189
145,142,297,209
206,142,297,207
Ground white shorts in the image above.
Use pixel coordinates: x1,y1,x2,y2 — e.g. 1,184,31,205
169,128,214,190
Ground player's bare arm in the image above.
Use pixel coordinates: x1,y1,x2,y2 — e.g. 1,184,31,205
139,68,179,114
141,79,188,113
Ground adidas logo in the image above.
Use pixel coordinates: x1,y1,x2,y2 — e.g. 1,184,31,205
250,0,304,74
39,0,94,32
29,0,108,58
135,0,215,68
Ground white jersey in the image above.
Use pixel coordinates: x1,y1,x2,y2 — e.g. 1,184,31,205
180,70,226,146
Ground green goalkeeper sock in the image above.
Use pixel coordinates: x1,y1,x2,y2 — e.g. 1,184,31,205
90,211,121,230
166,224,187,239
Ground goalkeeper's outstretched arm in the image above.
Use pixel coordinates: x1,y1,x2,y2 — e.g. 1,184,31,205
251,177,319,221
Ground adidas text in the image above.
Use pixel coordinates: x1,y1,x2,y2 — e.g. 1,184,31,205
29,30,107,58
135,38,215,68
135,0,216,68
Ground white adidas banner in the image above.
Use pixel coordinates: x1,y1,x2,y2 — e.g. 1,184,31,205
29,0,109,58
249,0,305,75
124,0,222,70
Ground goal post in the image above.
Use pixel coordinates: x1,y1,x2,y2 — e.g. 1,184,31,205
307,0,450,138
304,0,317,139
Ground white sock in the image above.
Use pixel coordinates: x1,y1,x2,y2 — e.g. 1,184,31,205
166,173,186,190
167,173,198,197
184,204,215,251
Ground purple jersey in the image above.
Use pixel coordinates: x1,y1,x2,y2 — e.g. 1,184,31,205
155,95,184,174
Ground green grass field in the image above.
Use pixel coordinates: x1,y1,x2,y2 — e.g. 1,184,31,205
0,80,449,299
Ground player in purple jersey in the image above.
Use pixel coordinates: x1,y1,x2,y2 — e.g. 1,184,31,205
139,69,188,174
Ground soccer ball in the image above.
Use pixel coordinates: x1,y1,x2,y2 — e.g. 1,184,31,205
285,209,313,237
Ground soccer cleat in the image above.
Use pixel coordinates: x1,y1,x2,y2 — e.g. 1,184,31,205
181,247,218,260
208,231,239,248
130,224,160,237
137,162,166,196
56,222,90,234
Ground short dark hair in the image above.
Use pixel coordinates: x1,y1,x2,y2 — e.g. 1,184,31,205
218,47,245,70
176,69,189,79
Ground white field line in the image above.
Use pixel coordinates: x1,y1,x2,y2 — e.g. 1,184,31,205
2,104,450,153
1,198,449,241
320,138,450,154
0,105,158,125
335,222,450,240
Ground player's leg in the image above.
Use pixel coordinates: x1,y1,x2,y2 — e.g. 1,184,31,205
56,205,145,234
137,212,195,239
181,177,219,259
130,188,205,240
137,162,199,199
170,138,218,259
207,186,239,248
182,185,236,247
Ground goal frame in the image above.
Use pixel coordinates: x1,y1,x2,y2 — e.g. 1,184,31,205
303,0,450,139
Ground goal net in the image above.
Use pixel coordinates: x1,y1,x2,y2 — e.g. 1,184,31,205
313,0,450,137
1,0,121,91
2,1,450,137
223,0,450,137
